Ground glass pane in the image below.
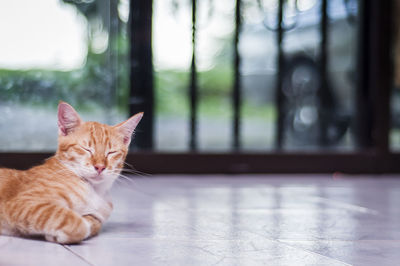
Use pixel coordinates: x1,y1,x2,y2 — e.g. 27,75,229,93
197,0,234,151
241,0,359,151
241,0,278,151
152,0,360,152
153,0,191,151
153,0,235,152
0,0,129,151
279,0,357,150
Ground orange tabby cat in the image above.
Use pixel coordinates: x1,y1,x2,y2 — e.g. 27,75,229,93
0,102,143,244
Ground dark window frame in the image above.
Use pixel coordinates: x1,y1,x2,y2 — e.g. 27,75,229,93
0,0,397,174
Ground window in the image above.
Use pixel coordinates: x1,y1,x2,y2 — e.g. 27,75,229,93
152,0,359,151
0,0,129,151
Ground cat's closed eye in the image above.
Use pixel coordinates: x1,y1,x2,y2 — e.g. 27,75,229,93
80,146,93,155
107,151,118,157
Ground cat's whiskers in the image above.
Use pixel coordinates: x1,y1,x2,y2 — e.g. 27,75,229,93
114,169,147,182
123,163,145,175
116,173,140,187
123,161,134,169
123,162,151,177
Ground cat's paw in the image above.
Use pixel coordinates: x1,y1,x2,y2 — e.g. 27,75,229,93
45,219,91,244
83,215,102,238
45,232,71,244
45,234,57,243
103,201,113,218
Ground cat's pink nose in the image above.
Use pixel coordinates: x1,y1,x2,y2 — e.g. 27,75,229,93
94,164,105,174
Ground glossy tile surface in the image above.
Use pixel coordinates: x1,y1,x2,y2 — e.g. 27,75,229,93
1,175,400,265
0,236,86,266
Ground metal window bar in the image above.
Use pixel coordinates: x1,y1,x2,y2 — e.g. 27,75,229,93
129,0,154,150
370,0,392,155
355,0,373,148
319,0,329,146
189,0,198,151
276,0,285,149
233,0,242,150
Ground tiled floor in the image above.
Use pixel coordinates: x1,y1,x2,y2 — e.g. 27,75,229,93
1,175,400,265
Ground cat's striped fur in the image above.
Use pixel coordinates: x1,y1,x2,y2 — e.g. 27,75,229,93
0,102,143,244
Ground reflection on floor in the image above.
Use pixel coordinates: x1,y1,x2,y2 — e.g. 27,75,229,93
1,175,400,265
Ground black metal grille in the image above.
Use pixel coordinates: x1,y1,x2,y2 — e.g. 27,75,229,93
128,0,393,155
129,0,352,151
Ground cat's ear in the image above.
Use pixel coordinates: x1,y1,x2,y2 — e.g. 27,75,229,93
115,112,143,145
57,101,82,136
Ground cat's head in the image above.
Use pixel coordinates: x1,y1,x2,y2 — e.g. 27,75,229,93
56,101,143,190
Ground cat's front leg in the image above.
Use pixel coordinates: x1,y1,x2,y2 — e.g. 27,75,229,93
91,200,113,222
81,192,113,223
4,200,92,244
99,191,113,221
79,201,111,239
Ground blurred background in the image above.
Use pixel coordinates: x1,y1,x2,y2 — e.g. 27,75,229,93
0,0,397,173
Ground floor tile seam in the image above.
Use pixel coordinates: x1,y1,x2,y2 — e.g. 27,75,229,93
240,228,352,266
62,245,95,266
276,239,353,266
183,244,226,262
106,213,235,242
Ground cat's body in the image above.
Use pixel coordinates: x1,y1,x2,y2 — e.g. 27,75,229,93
0,102,142,244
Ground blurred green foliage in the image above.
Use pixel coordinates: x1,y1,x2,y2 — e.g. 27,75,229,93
0,49,127,112
155,66,233,116
0,0,274,119
154,66,275,119
0,59,273,118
